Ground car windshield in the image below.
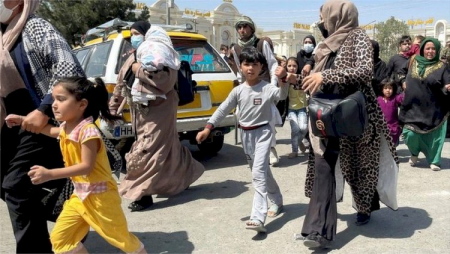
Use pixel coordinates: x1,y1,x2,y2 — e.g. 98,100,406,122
74,47,90,65
74,36,231,77
73,41,113,77
173,39,231,73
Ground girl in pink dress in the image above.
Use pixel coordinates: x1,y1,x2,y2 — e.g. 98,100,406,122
377,78,404,146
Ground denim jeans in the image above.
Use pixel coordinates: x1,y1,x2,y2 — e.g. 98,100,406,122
288,108,308,153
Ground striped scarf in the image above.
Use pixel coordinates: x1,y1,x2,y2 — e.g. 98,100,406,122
238,34,258,48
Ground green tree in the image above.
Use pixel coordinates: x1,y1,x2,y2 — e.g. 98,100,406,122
37,0,138,45
374,17,410,62
137,5,151,21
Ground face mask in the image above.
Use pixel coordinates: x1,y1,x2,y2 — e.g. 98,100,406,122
317,22,329,39
0,1,20,24
303,44,314,53
131,35,144,49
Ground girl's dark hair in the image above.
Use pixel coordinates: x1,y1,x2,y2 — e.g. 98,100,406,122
380,77,397,95
56,77,121,123
239,46,267,67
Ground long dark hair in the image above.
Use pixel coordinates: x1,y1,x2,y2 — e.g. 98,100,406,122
56,77,121,123
380,77,397,97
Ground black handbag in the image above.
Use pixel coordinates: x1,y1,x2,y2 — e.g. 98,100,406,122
308,90,368,138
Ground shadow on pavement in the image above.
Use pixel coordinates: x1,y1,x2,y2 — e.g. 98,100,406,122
323,206,433,251
276,154,309,168
396,148,450,169
266,203,309,234
241,203,309,241
151,179,250,210
396,147,411,164
186,143,247,171
276,138,293,145
83,230,194,253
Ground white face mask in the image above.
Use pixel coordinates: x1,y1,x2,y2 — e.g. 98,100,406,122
303,43,314,53
0,0,20,24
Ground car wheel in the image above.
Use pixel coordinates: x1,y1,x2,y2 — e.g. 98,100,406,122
197,135,224,155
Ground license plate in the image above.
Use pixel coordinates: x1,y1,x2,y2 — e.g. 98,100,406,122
114,125,134,138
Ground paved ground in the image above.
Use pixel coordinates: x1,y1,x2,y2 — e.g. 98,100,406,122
1,125,449,253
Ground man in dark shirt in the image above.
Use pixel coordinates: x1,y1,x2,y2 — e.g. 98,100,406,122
386,35,411,94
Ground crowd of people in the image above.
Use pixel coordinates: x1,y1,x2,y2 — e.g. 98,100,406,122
1,0,449,253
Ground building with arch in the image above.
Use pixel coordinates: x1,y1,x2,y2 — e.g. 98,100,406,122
135,0,313,57
135,0,449,57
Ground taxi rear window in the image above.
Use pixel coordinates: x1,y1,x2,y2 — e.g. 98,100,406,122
173,39,230,73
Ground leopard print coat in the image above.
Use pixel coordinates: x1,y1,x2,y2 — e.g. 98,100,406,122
303,29,399,214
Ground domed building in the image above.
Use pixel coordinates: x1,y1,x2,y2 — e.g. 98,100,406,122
135,0,449,57
134,0,312,57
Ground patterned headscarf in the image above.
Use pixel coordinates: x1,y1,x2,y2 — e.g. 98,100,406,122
415,37,441,77
136,26,180,71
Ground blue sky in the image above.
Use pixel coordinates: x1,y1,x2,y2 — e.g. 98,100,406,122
140,0,450,31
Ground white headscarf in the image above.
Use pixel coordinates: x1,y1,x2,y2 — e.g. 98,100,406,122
136,26,180,71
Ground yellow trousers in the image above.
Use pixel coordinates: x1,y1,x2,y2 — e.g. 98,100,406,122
51,192,142,253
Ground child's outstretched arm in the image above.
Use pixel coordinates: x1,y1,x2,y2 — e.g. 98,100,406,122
5,114,60,138
275,66,302,88
196,87,238,144
40,124,61,138
28,139,99,185
196,127,211,144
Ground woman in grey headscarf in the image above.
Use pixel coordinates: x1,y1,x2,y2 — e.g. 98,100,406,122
1,0,84,252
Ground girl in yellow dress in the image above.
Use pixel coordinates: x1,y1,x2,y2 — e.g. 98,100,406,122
5,77,147,254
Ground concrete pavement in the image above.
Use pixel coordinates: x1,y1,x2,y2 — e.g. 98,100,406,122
1,124,449,253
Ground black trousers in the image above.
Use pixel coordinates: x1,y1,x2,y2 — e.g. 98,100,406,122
1,89,65,253
301,137,340,241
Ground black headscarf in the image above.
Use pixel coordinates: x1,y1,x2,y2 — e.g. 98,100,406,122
303,35,317,48
296,35,317,73
371,40,381,63
124,21,151,88
370,40,387,96
131,21,151,36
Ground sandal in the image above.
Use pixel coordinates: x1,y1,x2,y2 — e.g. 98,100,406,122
288,152,298,159
245,220,267,233
129,196,154,212
267,204,283,218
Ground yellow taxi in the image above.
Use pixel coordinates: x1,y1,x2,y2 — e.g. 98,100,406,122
73,19,237,154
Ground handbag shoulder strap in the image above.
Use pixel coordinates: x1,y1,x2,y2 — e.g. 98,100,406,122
94,123,123,172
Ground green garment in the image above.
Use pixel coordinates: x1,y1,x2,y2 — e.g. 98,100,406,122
402,121,447,166
415,38,441,77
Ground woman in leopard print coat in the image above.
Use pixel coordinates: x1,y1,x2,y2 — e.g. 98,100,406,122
276,0,399,247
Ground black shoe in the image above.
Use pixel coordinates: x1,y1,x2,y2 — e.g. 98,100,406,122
129,196,154,212
355,212,371,226
303,233,330,248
